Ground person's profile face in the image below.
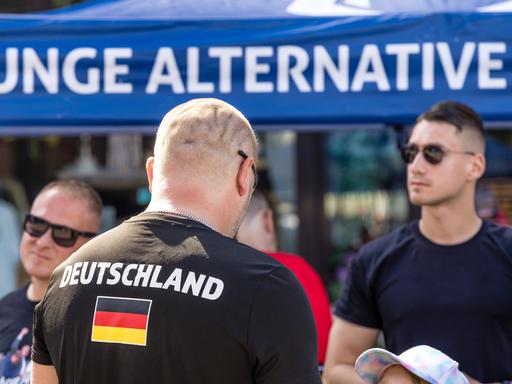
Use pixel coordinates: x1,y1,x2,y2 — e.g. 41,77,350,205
406,120,473,208
379,365,427,384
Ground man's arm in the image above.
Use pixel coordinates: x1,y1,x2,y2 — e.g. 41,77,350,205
32,362,58,384
323,317,379,384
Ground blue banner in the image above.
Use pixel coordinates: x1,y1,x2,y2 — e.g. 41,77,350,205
1,0,512,133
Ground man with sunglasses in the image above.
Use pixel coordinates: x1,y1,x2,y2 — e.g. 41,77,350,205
0,179,102,384
324,101,512,384
31,98,321,384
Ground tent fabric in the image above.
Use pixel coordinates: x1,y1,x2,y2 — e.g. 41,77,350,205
46,0,512,20
1,0,512,134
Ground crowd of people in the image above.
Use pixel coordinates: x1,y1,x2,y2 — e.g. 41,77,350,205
0,98,510,384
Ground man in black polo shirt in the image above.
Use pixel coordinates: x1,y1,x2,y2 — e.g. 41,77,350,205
32,98,321,384
323,101,512,384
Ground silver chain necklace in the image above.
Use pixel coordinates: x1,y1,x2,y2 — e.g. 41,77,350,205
149,210,214,231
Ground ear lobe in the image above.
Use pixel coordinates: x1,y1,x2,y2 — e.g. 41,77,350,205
146,156,155,193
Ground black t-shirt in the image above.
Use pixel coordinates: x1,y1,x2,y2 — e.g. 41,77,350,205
335,220,512,382
33,213,321,384
0,285,38,382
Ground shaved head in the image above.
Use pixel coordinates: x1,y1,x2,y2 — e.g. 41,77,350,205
153,98,258,188
146,98,259,237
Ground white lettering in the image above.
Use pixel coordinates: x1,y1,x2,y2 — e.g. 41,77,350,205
386,43,420,91
209,47,242,93
478,42,506,89
96,262,111,284
422,43,435,90
187,47,214,93
121,263,138,286
0,48,18,94
163,268,182,291
23,48,59,94
149,265,164,288
277,45,311,92
181,272,206,296
201,277,224,300
313,45,349,92
106,262,123,285
79,261,97,285
133,264,154,287
437,42,475,90
62,48,100,94
145,48,185,94
59,265,73,288
351,44,390,91
245,47,274,92
69,262,82,285
104,48,132,93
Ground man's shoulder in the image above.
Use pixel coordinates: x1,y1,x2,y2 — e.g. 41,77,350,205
228,242,287,270
0,286,28,306
358,222,417,262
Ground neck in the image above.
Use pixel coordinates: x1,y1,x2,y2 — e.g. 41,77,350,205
146,198,225,235
419,202,482,245
27,279,48,301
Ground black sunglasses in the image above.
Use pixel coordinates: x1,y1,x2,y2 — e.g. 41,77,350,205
238,150,258,190
400,143,475,165
24,214,97,248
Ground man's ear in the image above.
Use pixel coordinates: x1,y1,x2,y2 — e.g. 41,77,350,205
236,157,254,197
146,156,155,193
467,153,485,181
262,208,275,237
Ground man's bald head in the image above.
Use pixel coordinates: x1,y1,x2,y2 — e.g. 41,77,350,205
153,98,258,189
146,98,258,237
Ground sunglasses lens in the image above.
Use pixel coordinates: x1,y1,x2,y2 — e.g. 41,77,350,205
400,145,418,164
52,226,77,247
24,215,49,237
423,145,444,165
24,214,78,247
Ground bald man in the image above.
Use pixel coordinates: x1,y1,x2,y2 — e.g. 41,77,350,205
237,189,332,366
32,99,321,384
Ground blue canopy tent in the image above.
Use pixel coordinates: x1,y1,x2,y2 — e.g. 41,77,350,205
1,0,512,135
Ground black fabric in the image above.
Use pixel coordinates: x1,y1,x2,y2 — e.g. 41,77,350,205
335,220,512,383
0,286,36,353
33,213,320,384
0,285,38,382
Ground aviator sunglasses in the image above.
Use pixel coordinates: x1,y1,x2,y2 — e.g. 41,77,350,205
238,149,258,190
400,143,475,165
23,213,97,248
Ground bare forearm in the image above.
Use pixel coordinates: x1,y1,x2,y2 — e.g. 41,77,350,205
323,364,366,384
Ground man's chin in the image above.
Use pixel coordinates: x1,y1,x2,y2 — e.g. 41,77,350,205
409,193,429,207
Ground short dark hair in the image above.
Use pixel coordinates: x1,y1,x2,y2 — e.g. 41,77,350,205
39,180,103,218
417,101,484,139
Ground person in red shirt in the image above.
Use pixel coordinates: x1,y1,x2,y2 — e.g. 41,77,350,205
237,189,332,366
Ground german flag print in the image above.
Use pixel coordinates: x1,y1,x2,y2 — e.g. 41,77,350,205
91,296,152,346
